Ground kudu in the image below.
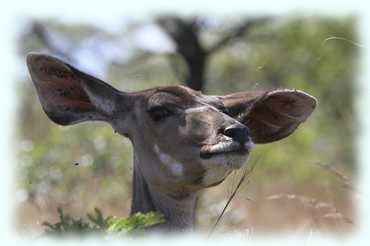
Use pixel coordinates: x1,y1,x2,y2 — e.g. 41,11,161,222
26,53,316,230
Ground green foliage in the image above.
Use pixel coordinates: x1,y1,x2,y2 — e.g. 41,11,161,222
108,212,165,235
43,208,111,236
43,208,164,237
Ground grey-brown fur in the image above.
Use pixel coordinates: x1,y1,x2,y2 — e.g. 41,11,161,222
27,53,316,230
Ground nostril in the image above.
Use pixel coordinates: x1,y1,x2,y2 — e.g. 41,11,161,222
224,124,250,144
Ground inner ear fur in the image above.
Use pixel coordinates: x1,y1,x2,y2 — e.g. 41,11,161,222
222,89,317,144
27,53,124,125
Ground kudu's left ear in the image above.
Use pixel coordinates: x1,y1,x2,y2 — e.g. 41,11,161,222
27,53,130,126
221,89,317,144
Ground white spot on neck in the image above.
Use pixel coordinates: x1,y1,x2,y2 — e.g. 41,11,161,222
153,144,184,177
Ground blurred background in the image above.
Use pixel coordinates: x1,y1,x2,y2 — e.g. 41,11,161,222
15,14,358,234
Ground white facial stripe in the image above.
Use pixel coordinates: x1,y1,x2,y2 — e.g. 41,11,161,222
153,144,160,155
171,163,184,177
184,106,210,113
153,144,184,177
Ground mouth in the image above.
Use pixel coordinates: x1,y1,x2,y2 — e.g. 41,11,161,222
200,140,253,159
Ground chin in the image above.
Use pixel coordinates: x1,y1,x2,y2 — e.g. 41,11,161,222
200,152,250,187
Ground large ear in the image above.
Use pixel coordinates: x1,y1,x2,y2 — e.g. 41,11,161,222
27,53,126,125
221,89,317,143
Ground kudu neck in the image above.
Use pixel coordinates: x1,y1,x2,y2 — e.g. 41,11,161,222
130,156,198,230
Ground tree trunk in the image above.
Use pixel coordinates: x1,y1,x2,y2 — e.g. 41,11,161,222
184,53,207,91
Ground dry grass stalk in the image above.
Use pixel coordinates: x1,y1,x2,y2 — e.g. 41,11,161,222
207,157,259,236
315,162,358,194
265,193,353,226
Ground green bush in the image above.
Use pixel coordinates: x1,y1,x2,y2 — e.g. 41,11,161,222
43,208,165,237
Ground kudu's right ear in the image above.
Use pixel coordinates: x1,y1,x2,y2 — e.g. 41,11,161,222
27,53,128,125
221,89,316,143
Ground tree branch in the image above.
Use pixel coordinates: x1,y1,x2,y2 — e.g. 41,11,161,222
207,17,271,55
156,16,206,61
157,16,207,91
30,21,75,63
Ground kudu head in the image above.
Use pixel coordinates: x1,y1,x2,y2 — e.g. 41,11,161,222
27,53,316,229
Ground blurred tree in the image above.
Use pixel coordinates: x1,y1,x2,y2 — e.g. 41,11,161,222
156,15,269,90
24,16,270,91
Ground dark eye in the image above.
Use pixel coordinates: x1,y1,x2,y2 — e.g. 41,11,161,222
219,105,230,115
147,106,173,122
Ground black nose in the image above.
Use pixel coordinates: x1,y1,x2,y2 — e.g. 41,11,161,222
224,124,250,144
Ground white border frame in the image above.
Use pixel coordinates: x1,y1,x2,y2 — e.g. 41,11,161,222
1,1,369,245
